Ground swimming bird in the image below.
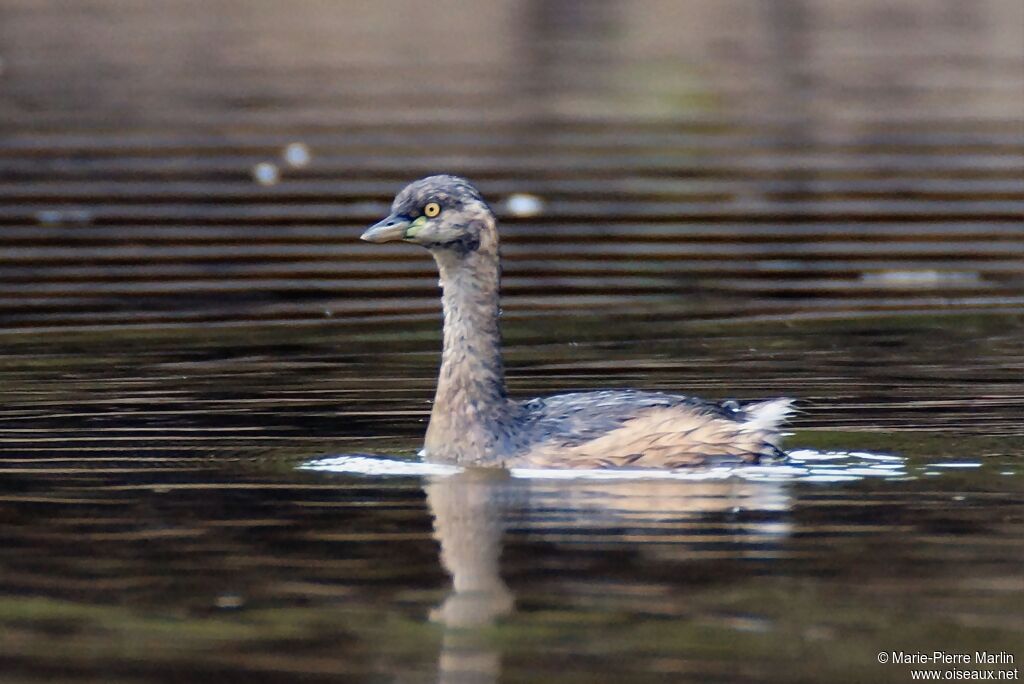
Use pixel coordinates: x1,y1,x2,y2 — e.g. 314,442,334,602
361,175,794,469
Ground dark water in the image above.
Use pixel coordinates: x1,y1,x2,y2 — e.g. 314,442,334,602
1,1,1023,682
1,314,1022,683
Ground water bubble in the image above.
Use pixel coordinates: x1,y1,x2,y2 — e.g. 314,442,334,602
282,142,311,168
252,161,280,186
722,616,772,633
860,270,981,288
505,193,545,218
215,593,245,609
35,209,94,226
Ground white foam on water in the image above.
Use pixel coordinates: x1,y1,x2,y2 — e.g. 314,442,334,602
300,448,909,482
302,456,460,477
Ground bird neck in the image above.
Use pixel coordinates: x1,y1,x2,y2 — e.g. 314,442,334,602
425,228,511,460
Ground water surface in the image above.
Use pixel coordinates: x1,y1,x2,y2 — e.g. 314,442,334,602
1,313,1022,682
0,0,1022,682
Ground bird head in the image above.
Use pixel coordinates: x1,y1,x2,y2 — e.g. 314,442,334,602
361,175,496,255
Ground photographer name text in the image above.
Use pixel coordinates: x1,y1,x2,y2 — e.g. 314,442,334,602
883,652,1015,665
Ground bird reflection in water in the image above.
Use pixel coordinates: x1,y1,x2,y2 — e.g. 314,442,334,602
426,469,518,684
423,468,791,684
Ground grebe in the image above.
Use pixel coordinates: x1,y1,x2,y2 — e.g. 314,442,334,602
361,175,793,468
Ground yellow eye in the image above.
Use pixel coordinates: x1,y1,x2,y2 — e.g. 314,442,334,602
424,202,441,218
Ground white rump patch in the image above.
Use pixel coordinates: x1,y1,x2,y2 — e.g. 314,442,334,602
742,398,797,431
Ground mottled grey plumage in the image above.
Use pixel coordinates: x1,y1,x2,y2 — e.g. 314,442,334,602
362,175,794,469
